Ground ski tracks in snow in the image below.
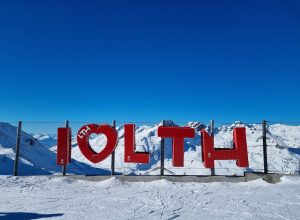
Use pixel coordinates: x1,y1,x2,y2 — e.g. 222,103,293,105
1,176,300,219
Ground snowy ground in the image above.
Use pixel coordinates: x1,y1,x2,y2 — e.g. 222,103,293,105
1,176,300,220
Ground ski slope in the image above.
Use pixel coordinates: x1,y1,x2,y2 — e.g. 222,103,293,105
0,175,300,219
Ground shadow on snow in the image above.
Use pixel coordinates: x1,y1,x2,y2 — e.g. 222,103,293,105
0,212,63,220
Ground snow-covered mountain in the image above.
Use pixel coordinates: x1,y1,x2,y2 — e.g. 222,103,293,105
0,123,110,175
1,121,299,176
44,121,300,176
32,133,57,149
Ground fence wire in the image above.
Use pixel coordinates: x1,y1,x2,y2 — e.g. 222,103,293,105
0,120,299,176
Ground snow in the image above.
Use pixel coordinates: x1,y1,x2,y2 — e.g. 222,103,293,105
67,122,300,175
0,175,300,219
32,133,57,149
1,121,300,219
1,121,300,176
0,123,110,175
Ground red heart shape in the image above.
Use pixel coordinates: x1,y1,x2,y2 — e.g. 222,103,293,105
77,124,118,163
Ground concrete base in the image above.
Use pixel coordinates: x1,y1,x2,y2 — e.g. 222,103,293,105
46,173,284,183
245,173,282,184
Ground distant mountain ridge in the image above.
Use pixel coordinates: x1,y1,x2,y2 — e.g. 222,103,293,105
1,121,299,176
40,121,300,175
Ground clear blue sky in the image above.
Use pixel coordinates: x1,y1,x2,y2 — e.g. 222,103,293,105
0,1,300,132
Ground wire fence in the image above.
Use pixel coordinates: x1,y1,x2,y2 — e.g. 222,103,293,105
0,120,299,176
2,120,300,124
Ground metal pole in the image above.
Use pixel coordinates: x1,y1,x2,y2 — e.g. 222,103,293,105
13,121,22,176
160,120,165,176
210,120,215,176
262,120,268,174
62,120,69,176
111,120,116,175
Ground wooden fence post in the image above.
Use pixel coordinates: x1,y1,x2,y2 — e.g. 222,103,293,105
111,120,116,175
62,120,69,176
13,121,22,176
210,120,215,176
160,120,165,176
262,120,268,174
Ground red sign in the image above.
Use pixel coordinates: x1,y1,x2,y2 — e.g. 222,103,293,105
158,126,195,167
201,128,249,168
77,124,118,163
124,124,150,163
57,127,71,165
57,123,249,169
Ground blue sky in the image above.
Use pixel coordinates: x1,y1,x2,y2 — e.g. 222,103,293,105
0,1,299,132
